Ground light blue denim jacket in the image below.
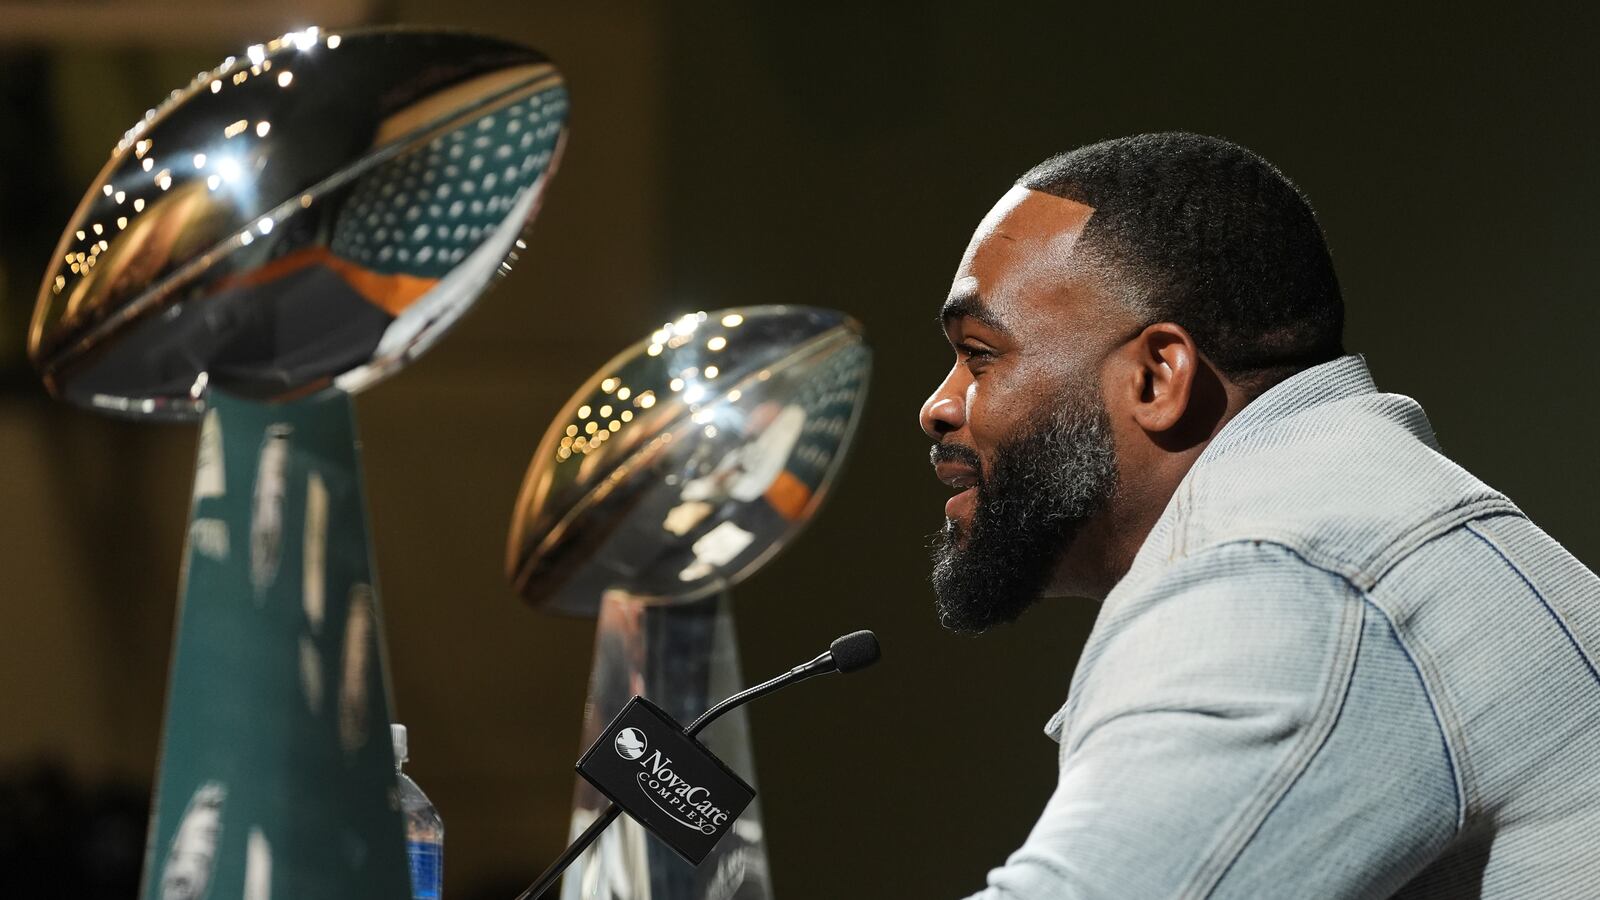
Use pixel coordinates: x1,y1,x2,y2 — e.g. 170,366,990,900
967,354,1600,899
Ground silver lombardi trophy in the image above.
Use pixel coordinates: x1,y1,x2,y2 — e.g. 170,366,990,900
29,28,568,898
507,306,871,899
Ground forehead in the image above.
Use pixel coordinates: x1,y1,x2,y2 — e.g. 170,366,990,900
946,185,1099,334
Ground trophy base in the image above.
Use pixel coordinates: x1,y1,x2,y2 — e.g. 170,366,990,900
562,591,774,900
141,390,409,899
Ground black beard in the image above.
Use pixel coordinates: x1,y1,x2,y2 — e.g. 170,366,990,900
928,387,1119,634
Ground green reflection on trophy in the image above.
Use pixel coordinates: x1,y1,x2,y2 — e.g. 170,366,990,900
508,306,871,899
29,28,568,899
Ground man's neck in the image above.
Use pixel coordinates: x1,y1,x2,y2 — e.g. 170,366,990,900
1046,377,1257,600
1045,451,1200,601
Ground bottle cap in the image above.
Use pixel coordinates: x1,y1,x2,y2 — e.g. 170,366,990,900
391,723,409,765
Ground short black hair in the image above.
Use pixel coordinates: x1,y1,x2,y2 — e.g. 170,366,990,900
1020,133,1343,390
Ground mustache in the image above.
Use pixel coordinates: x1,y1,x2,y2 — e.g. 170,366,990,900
929,441,983,473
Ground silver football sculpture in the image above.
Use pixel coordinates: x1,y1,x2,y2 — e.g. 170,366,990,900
29,27,569,418
507,305,871,614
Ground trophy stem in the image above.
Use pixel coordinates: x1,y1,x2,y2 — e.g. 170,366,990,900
563,591,773,900
141,389,410,900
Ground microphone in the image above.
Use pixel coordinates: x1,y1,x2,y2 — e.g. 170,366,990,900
830,629,885,673
517,630,880,900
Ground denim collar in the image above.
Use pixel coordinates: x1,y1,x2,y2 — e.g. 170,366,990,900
1202,354,1377,459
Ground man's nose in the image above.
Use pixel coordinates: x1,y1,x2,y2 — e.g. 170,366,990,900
920,368,967,440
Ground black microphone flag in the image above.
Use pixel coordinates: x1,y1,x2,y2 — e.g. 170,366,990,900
575,697,755,865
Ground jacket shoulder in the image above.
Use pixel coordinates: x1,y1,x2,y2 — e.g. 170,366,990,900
1165,391,1521,589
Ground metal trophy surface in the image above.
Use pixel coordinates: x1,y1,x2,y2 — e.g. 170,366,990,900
507,306,871,899
29,28,568,898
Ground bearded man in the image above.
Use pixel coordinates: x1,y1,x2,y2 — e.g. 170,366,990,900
923,132,1600,899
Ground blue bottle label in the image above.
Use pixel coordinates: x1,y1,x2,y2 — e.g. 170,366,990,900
407,839,442,899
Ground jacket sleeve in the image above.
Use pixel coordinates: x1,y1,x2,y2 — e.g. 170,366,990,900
964,540,1459,900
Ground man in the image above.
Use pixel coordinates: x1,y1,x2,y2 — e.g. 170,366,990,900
922,132,1600,898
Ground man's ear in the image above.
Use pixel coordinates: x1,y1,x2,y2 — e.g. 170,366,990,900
1122,322,1199,435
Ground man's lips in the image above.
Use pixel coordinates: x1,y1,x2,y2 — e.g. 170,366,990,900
934,461,979,491
945,486,976,520
933,461,980,520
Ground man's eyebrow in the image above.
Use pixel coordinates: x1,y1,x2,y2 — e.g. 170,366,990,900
939,291,1010,335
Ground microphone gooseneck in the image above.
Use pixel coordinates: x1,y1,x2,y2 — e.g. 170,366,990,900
686,629,881,736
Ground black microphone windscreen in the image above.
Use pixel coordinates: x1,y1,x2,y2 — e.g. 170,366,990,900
830,630,880,674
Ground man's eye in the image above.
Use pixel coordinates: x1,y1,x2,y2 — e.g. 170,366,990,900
953,342,992,371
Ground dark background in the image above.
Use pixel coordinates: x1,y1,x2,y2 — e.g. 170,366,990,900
0,3,1595,897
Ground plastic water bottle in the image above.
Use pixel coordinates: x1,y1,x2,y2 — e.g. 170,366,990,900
393,723,444,899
